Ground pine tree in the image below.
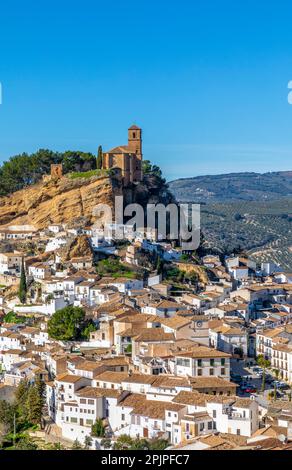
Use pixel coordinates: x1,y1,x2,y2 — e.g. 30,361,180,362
27,385,42,425
15,379,30,420
96,145,103,169
34,377,46,426
19,258,27,304
35,377,46,404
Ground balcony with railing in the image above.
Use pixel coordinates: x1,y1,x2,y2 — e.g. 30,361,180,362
223,410,248,421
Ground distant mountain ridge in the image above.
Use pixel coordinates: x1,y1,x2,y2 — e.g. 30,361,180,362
168,171,292,203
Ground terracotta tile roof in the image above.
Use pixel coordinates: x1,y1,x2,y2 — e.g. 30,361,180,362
159,317,192,329
114,314,155,324
174,345,230,359
107,145,132,154
152,376,190,388
259,328,284,338
75,360,102,372
121,374,157,385
116,327,144,337
173,390,237,406
245,437,292,450
234,398,255,408
133,328,175,343
94,371,129,383
156,300,181,309
99,356,130,367
252,425,287,438
56,373,84,383
212,325,247,336
190,377,236,389
199,435,227,447
76,386,122,399
129,399,186,420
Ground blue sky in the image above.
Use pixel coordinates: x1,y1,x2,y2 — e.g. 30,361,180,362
1,0,292,180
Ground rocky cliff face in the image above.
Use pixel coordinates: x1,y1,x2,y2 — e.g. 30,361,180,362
0,170,176,231
60,235,93,261
0,174,123,229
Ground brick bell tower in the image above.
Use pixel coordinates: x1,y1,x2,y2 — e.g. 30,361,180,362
128,124,142,158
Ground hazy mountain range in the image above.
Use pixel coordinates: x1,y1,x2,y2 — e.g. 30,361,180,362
168,171,292,203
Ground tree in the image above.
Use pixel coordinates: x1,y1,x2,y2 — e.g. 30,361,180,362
156,257,164,275
91,418,106,437
0,148,97,197
0,400,17,435
27,385,43,425
130,437,149,450
113,434,133,450
48,306,87,341
84,435,93,450
72,438,83,450
257,355,271,392
273,369,280,401
125,344,132,354
273,368,280,380
15,435,38,450
19,258,27,304
3,311,26,324
15,379,30,420
15,378,45,426
82,322,97,340
96,146,103,170
148,438,169,450
100,438,111,449
234,213,242,222
49,442,64,450
34,377,46,426
142,160,163,179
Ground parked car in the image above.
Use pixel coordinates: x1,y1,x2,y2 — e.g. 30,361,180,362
231,374,242,383
245,386,257,393
231,373,242,379
242,375,252,381
272,390,285,399
240,383,248,390
277,382,290,390
255,371,263,378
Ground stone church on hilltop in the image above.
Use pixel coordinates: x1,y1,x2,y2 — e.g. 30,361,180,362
102,125,143,185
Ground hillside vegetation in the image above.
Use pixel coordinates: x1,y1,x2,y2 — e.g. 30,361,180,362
0,149,98,196
200,198,292,270
169,171,292,203
169,171,292,270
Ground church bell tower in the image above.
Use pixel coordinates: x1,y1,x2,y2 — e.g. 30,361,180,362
128,124,142,158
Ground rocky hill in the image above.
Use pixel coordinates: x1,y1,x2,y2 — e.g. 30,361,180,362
0,174,123,229
0,168,174,230
169,171,292,203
